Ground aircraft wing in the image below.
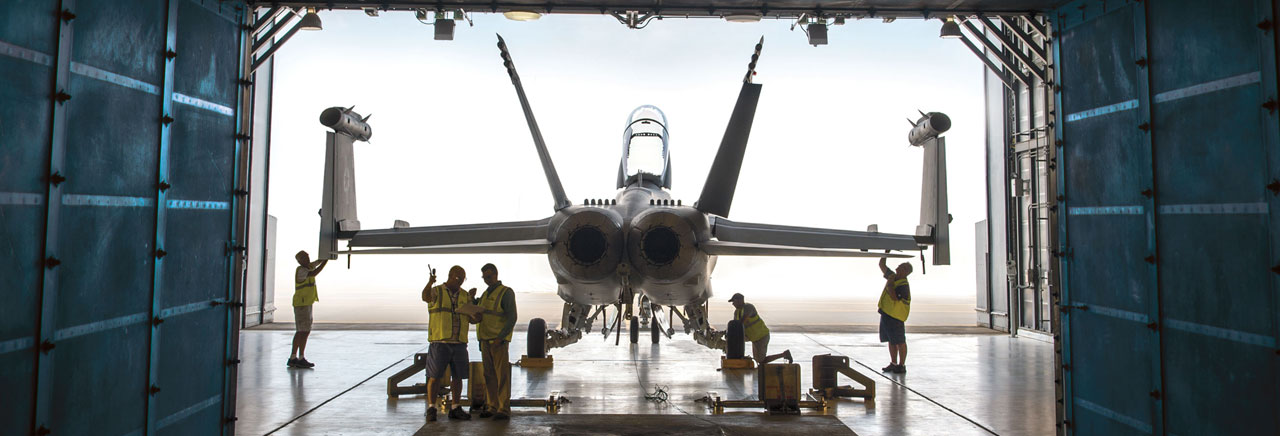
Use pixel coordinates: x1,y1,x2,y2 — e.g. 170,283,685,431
707,217,923,256
701,241,911,258
340,218,552,255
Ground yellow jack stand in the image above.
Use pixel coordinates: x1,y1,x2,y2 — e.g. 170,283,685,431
720,356,755,370
517,355,554,368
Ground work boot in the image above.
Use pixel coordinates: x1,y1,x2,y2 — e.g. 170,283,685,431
782,350,793,364
479,410,494,419
492,412,510,421
426,407,438,422
448,406,472,421
893,365,907,374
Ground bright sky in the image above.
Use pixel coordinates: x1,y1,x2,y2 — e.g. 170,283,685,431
267,11,987,322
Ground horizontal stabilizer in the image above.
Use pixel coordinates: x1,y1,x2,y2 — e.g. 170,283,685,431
347,218,550,249
343,240,551,255
701,241,911,258
711,217,922,252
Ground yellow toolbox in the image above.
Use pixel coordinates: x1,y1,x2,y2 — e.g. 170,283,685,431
757,363,802,414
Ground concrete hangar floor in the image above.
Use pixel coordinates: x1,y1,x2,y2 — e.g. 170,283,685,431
235,323,1053,435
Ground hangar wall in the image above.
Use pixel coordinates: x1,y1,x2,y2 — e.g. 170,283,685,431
1053,0,1280,434
0,0,248,434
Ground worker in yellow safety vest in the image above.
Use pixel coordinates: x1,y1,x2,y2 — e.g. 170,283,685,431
423,265,479,422
475,263,517,420
729,293,792,365
877,257,913,374
289,250,327,369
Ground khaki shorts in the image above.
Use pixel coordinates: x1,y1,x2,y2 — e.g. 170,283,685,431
294,305,314,332
751,333,770,362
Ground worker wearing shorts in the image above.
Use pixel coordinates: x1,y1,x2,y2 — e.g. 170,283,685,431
423,265,478,422
728,293,792,365
877,257,912,374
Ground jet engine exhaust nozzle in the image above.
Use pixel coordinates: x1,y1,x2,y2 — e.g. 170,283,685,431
628,210,698,281
549,207,624,282
640,225,681,266
567,225,608,266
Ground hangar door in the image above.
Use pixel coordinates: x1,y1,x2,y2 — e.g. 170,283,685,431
0,0,247,435
1054,0,1279,434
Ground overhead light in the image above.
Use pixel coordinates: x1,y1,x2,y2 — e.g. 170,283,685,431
298,7,322,31
362,7,378,17
806,23,828,46
724,13,762,23
939,17,963,38
504,10,542,21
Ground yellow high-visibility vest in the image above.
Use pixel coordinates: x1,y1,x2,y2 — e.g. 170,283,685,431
734,304,769,342
477,284,514,341
428,284,471,343
293,276,318,307
878,278,911,322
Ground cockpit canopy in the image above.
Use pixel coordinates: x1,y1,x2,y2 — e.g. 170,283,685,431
619,105,670,188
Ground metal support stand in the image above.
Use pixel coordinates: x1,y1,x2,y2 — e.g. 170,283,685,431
516,355,554,368
387,353,569,412
809,354,875,408
720,356,755,370
698,392,826,415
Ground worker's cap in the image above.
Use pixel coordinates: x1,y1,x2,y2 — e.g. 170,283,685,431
728,293,745,303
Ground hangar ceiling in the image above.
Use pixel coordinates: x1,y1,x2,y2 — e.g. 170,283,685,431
248,1,1061,18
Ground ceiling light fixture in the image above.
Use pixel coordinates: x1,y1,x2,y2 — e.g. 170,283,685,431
939,17,963,39
298,7,323,31
723,13,763,23
504,10,542,21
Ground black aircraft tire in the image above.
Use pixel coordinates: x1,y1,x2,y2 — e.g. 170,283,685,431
726,320,745,359
651,318,660,344
630,316,640,344
528,318,547,358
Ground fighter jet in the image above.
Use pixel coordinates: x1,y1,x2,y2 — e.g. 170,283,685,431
314,35,952,357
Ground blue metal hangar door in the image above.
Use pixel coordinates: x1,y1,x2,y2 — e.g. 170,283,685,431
1054,0,1280,435
0,1,249,435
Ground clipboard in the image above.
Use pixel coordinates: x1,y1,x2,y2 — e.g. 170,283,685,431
454,302,485,317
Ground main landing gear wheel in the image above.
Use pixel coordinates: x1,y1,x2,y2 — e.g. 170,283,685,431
651,318,660,344
528,318,547,358
726,320,745,359
629,316,640,344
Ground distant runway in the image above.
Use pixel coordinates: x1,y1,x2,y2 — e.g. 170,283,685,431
265,293,979,329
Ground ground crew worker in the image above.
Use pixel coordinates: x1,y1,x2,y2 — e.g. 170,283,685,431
729,293,792,365
877,257,912,374
475,263,517,420
290,251,327,369
423,265,479,422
